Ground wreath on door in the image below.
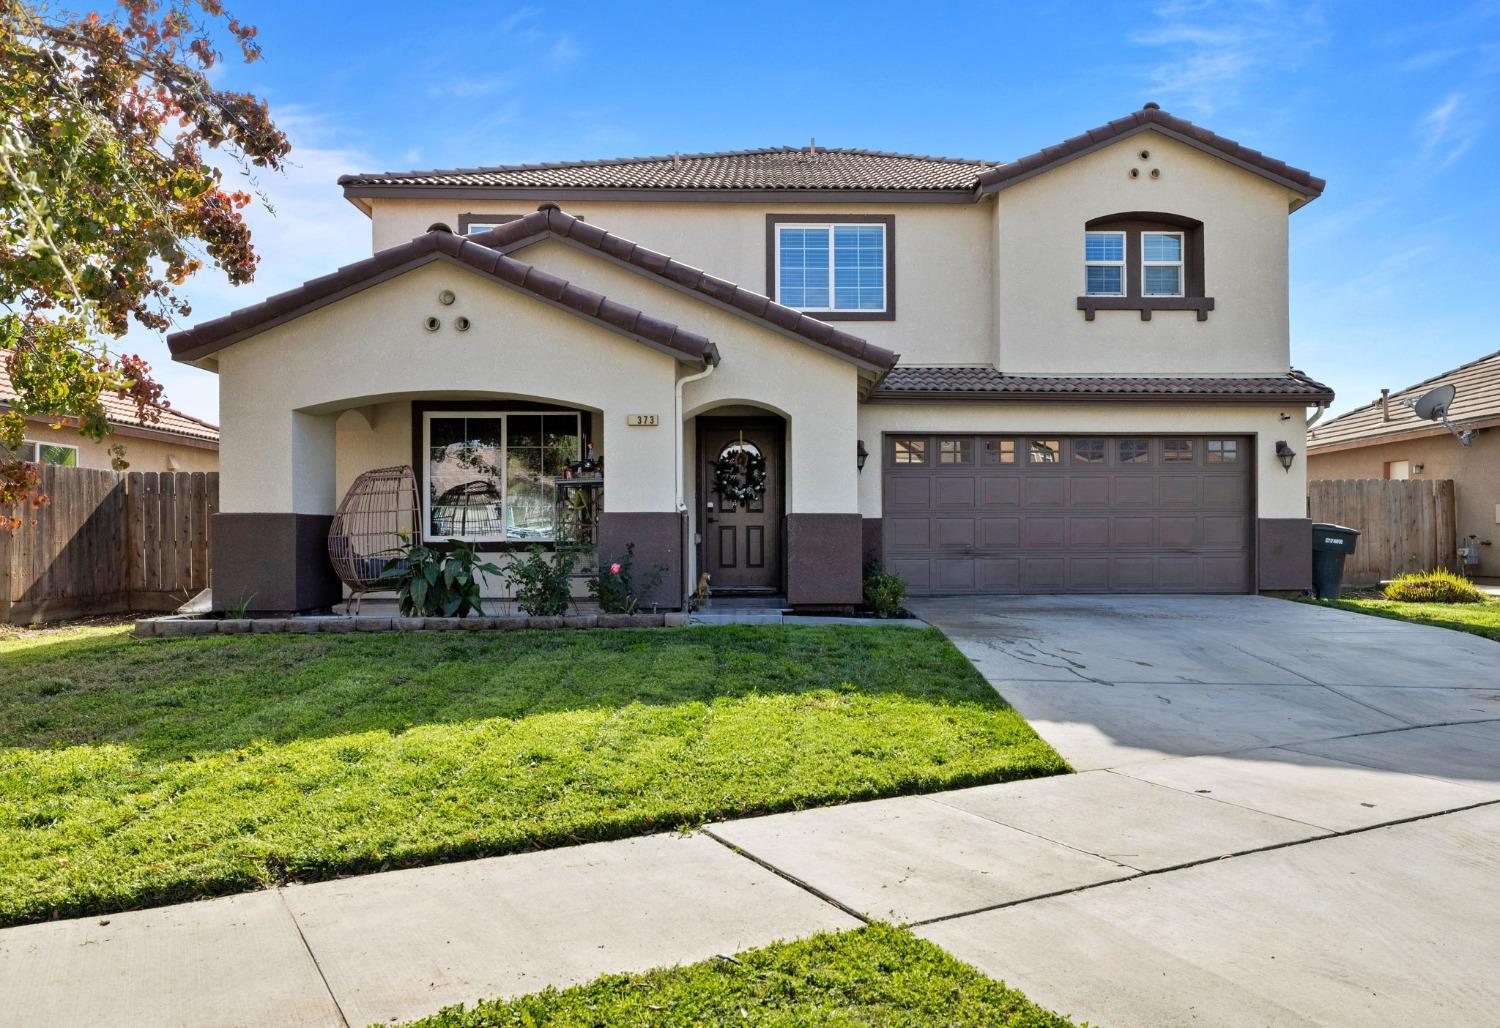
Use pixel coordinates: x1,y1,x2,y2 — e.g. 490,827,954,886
713,442,767,505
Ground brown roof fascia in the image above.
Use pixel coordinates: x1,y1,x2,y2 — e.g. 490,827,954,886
469,205,900,372
865,389,1330,405
9,410,221,449
167,232,719,368
976,105,1325,207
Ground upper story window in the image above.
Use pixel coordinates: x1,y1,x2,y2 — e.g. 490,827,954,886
1077,214,1212,322
2,439,79,466
766,215,895,321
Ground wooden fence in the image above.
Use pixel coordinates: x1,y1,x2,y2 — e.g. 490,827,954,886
1308,478,1457,587
0,466,218,623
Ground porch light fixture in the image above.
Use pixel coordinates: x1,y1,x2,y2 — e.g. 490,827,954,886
857,440,869,472
1275,440,1296,471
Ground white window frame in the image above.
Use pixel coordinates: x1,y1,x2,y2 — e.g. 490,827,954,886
7,439,80,466
774,222,888,313
421,410,582,544
1084,231,1126,297
1141,231,1185,297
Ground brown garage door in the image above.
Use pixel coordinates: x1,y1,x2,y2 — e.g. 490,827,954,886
883,434,1252,594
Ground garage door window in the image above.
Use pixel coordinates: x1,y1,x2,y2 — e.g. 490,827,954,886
1029,439,1061,464
892,438,926,464
1118,439,1151,464
938,438,972,465
1206,439,1239,463
1072,439,1106,464
1162,439,1196,463
983,438,1016,464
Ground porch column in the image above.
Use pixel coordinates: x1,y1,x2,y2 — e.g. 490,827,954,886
596,394,685,610
784,403,862,610
212,408,342,615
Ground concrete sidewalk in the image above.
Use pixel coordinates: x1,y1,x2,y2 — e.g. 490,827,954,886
3,597,1497,1027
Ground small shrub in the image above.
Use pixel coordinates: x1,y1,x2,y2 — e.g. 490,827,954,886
383,537,501,617
504,545,579,615
1382,569,1483,604
862,562,908,619
589,542,666,614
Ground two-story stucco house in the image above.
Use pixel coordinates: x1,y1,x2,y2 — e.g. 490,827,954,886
167,104,1333,615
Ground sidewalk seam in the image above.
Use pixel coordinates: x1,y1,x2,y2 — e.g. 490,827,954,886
700,827,871,925
277,889,351,1028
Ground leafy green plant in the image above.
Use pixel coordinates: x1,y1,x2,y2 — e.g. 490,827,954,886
862,562,908,619
588,542,667,614
503,545,578,616
382,537,501,617
1382,568,1483,604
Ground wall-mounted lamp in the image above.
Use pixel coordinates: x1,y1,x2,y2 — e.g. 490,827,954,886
1275,440,1296,471
857,439,869,472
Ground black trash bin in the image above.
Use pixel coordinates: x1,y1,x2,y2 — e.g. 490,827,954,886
1311,523,1360,599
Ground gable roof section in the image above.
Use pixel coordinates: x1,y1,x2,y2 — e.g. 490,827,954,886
870,365,1334,404
1,366,219,446
468,205,898,372
339,146,997,201
1307,350,1500,452
338,106,1321,210
975,104,1325,206
167,230,720,367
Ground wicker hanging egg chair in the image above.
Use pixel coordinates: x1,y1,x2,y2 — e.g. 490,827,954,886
327,465,421,612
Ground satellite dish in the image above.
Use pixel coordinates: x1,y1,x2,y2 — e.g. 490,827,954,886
1411,384,1456,421
1400,383,1471,446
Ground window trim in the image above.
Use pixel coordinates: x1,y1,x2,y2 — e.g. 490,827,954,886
1076,213,1212,322
411,401,587,549
6,439,80,466
765,214,895,322
457,213,521,235
1084,230,1127,297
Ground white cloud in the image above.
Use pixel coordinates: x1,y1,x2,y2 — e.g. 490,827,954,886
1419,91,1479,168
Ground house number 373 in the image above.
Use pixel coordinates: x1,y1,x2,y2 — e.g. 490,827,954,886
626,414,660,427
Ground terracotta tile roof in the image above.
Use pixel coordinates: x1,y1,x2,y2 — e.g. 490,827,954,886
1307,350,1500,451
870,366,1335,404
470,205,898,371
1,366,219,444
167,229,720,367
976,104,1325,201
339,146,997,193
339,106,1322,206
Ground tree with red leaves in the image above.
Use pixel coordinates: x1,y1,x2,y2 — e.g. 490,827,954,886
0,0,289,528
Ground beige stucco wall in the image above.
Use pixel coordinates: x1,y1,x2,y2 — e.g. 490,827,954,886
1308,428,1500,576
16,421,218,473
215,260,682,516
994,130,1296,376
857,403,1309,521
367,199,994,367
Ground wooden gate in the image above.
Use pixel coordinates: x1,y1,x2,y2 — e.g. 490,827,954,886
0,466,219,623
1308,479,1457,587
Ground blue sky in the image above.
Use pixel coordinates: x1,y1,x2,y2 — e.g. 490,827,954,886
136,0,1500,423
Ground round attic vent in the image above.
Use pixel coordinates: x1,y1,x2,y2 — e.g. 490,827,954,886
454,316,471,332
424,316,441,332
438,289,456,305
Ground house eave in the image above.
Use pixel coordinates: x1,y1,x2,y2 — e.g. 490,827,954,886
342,184,982,206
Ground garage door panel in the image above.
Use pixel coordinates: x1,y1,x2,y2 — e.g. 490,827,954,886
885,434,1251,595
980,517,1021,548
934,477,976,508
934,518,975,548
888,517,931,548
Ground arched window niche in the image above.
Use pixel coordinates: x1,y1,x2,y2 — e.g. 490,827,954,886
1077,212,1214,322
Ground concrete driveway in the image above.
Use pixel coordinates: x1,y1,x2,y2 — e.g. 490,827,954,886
895,595,1500,1026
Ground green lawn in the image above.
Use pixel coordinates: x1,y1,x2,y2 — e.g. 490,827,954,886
0,624,1066,927
1302,595,1500,642
400,923,1073,1027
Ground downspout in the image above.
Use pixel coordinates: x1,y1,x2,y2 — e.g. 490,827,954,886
674,361,715,607
1306,404,1327,430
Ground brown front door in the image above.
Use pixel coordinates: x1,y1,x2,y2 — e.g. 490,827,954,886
700,419,783,592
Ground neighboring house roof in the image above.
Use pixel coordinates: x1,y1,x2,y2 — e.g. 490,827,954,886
0,366,219,447
339,146,998,197
870,365,1335,404
340,105,1321,208
1307,349,1500,453
167,229,721,368
470,205,898,372
975,104,1324,205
